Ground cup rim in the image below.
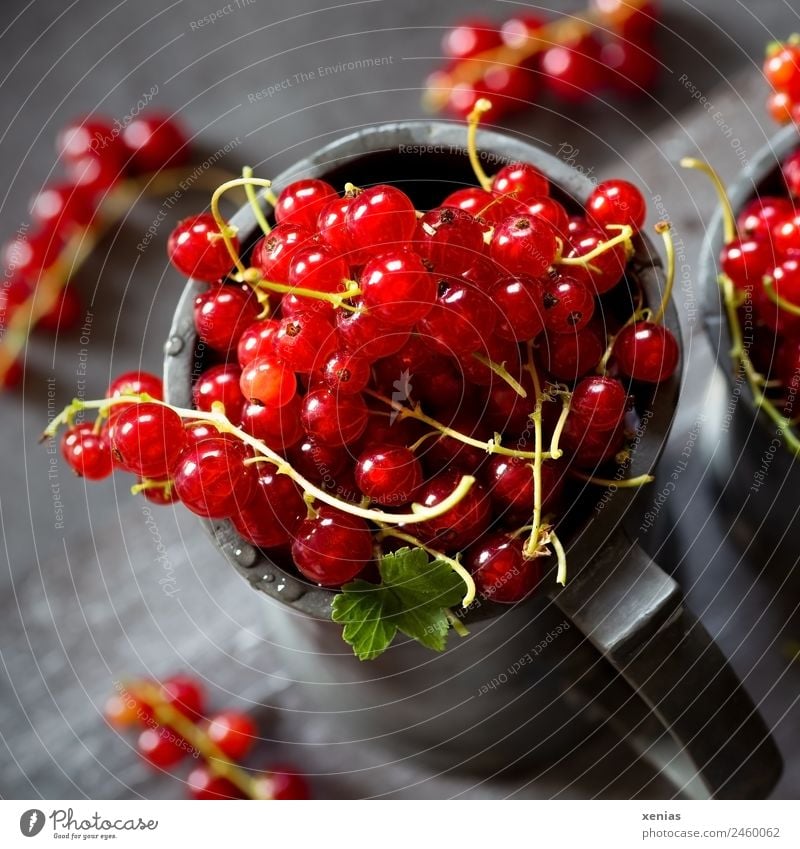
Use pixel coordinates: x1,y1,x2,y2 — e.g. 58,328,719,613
164,119,681,620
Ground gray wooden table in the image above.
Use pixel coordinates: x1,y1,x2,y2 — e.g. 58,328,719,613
1,0,798,799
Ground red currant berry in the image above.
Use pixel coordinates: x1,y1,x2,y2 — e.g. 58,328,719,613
542,274,595,333
764,42,800,100
275,179,337,231
767,90,794,125
107,371,163,401
544,324,606,381
301,388,368,446
36,286,82,332
317,194,369,265
542,35,605,102
360,250,436,326
501,14,546,48
570,375,629,431
207,711,258,761
288,242,349,293
414,206,485,271
720,237,774,290
484,456,565,525
587,179,646,230
232,466,304,548
240,396,304,450
525,196,569,237
590,0,658,39
736,196,795,239
491,163,549,203
602,39,659,94
467,533,542,603
3,229,63,278
291,506,372,586
418,279,496,355
56,117,123,163
336,304,410,359
289,436,348,485
355,445,422,506
415,470,490,552
566,225,627,294
770,257,800,311
239,355,297,407
491,275,545,342
193,364,245,415
168,214,237,282
261,765,311,800
323,350,371,395
137,727,187,769
121,114,190,173
172,436,257,518
345,185,417,249
442,18,501,59
61,425,113,479
237,318,280,367
194,285,258,353
772,212,800,256
110,403,187,478
782,150,800,197
104,693,141,728
160,674,205,719
490,214,558,277
251,223,312,283
30,183,95,231
274,313,338,373
187,766,243,800
614,321,679,383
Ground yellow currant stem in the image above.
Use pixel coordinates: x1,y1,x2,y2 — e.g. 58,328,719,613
552,531,568,586
408,429,443,453
466,98,494,191
652,221,675,324
130,478,173,497
763,275,800,316
376,526,476,608
548,392,571,459
44,395,475,526
471,352,527,397
522,344,545,558
680,157,737,244
557,224,634,268
132,682,268,799
364,389,555,460
446,610,470,637
570,470,654,487
211,177,274,276
242,166,272,236
240,267,361,312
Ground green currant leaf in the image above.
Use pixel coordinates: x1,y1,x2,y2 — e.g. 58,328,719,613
332,548,469,661
331,580,399,661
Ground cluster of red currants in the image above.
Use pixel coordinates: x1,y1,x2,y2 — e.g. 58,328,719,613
425,0,660,119
104,674,309,800
764,36,800,125
0,112,190,387
94,151,672,604
718,147,800,417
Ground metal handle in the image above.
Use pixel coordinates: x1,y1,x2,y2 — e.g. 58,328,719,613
551,535,782,798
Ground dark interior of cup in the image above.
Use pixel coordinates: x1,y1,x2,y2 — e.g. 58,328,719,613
164,121,681,620
702,122,798,407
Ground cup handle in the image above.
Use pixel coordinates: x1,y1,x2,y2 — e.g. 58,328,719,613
550,534,782,798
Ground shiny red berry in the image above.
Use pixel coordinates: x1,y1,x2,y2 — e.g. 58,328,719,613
61,425,113,480
301,388,368,446
110,402,186,478
490,214,558,277
194,285,259,353
587,179,646,230
237,318,280,367
467,533,542,603
193,364,245,414
415,470,490,552
542,274,595,333
355,445,422,505
291,506,372,586
274,313,338,373
491,163,549,202
187,766,242,800
232,466,305,548
614,321,679,383
207,711,258,761
570,376,629,431
275,179,337,231
137,727,187,769
239,354,297,407
345,185,417,249
360,250,437,326
251,223,312,283
121,114,190,173
168,214,237,282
